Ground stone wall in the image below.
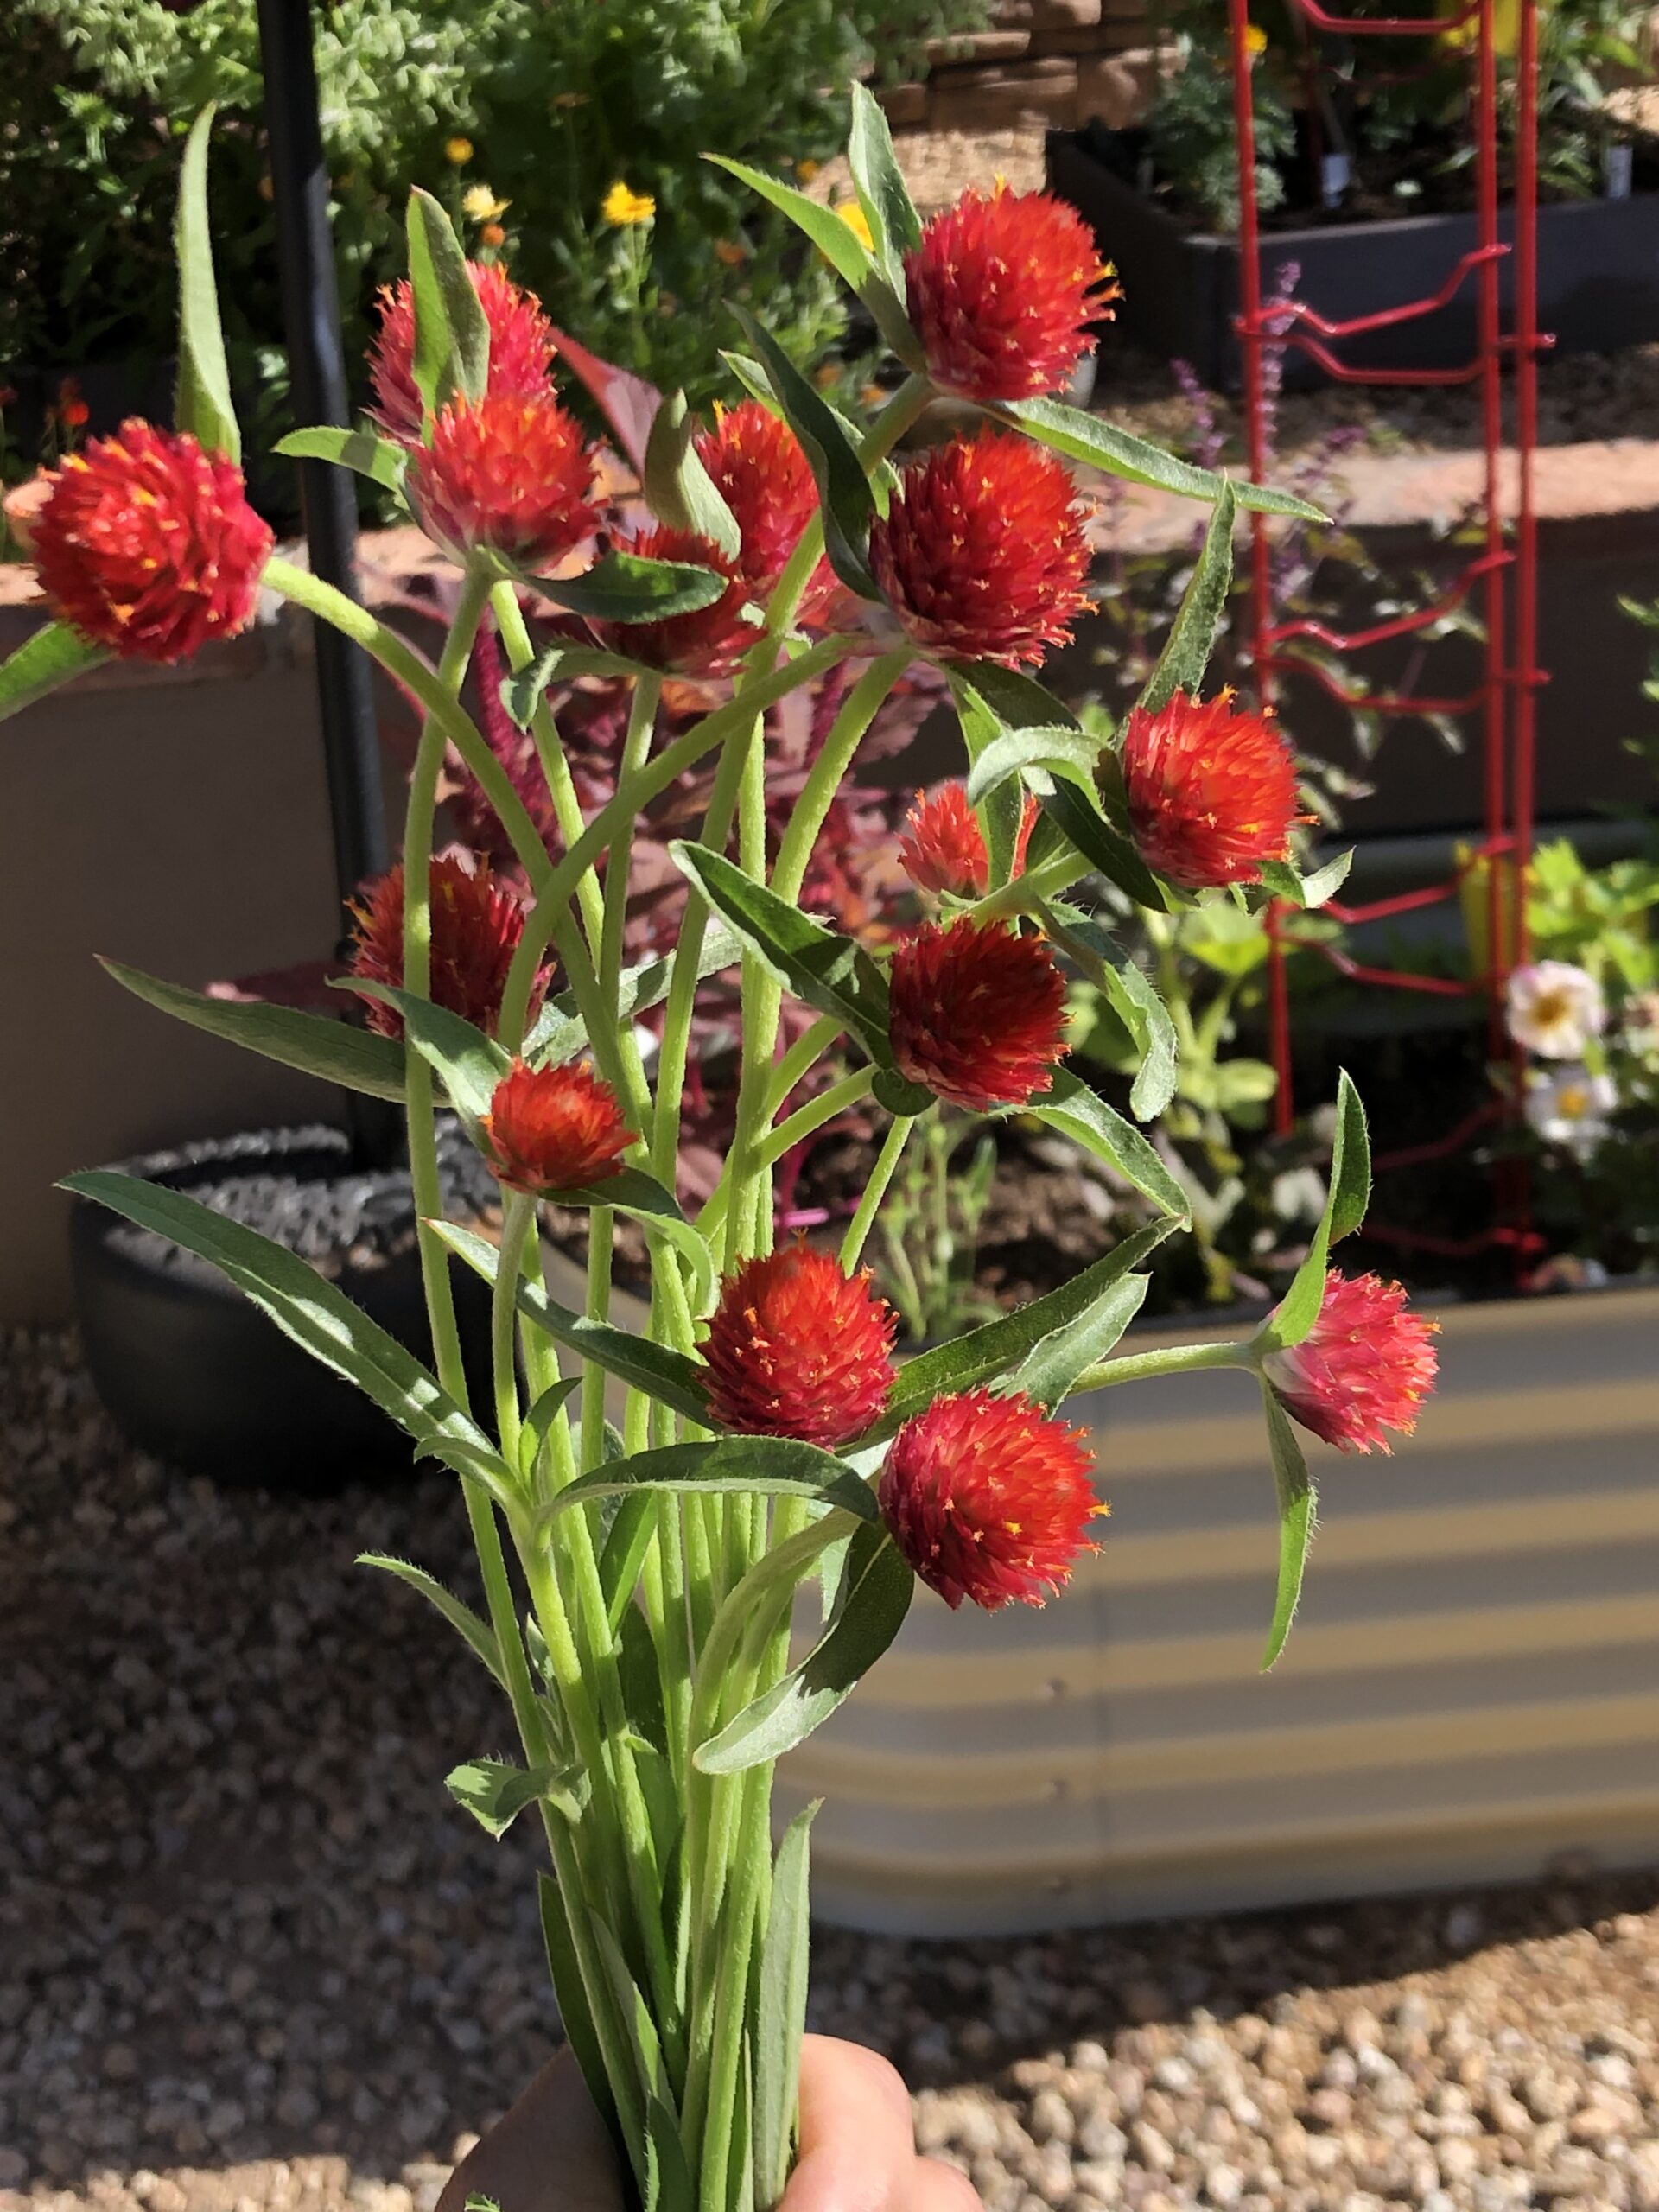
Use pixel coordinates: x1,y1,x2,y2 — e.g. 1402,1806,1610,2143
880,0,1157,136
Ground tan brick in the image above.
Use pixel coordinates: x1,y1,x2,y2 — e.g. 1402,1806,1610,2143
1077,46,1160,129
926,55,1079,133
929,26,1032,64
1033,24,1121,54
878,79,929,128
994,0,1036,22
1031,0,1104,26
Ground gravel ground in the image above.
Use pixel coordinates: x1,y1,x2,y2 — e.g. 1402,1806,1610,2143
6,1326,1659,2212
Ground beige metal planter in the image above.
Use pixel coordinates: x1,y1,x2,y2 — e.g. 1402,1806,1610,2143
781,1283,1659,1936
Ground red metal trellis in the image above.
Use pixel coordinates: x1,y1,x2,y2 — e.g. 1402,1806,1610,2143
1225,0,1547,1261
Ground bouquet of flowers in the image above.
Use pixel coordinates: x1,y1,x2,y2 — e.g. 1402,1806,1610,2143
1,97,1438,2211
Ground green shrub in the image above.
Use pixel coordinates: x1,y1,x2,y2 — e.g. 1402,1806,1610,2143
1,0,985,424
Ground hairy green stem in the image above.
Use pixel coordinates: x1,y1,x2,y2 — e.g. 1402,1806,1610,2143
1071,1336,1256,1395
841,1113,917,1273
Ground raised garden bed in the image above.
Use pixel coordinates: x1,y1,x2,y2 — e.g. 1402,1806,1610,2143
1048,122,1659,390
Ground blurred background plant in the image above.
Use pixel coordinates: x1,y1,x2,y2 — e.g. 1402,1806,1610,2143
876,1114,1001,1341
0,0,986,488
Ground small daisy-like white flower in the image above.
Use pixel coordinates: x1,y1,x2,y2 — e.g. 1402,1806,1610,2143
1505,960,1605,1060
1524,1064,1617,1156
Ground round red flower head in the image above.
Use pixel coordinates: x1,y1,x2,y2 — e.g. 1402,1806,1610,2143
888,918,1069,1112
899,783,1039,900
481,1060,635,1195
347,852,535,1039
1119,688,1302,891
868,432,1091,669
30,422,272,664
880,1389,1103,1611
694,399,830,612
701,1242,898,1449
406,393,599,571
597,524,751,678
1262,1269,1440,1455
368,263,556,442
905,182,1122,404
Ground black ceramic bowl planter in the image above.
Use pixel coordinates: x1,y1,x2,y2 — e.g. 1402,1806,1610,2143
70,1122,496,1490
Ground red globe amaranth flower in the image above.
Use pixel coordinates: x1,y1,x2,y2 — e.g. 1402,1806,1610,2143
899,783,1038,899
888,918,1069,1111
1263,1269,1440,1455
905,183,1122,404
406,393,599,569
868,433,1091,668
598,524,751,677
30,422,272,664
1119,689,1302,891
694,400,830,611
368,264,556,442
481,1059,635,1194
347,853,535,1039
701,1243,898,1448
880,1389,1103,1611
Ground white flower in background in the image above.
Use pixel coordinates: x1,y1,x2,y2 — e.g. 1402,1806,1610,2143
1524,1064,1617,1156
1505,960,1605,1059
1622,988,1659,1070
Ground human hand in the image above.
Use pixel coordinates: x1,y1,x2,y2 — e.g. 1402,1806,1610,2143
435,2034,981,2212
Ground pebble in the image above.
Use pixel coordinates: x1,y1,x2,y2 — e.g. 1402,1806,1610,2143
8,1329,1659,2212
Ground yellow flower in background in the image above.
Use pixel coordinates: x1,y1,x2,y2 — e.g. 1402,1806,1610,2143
835,199,874,251
463,184,510,222
796,157,821,184
603,181,657,226
1243,22,1268,54
444,136,474,166
1439,0,1518,55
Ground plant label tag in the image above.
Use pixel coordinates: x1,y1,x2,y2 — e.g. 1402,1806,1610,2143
1605,143,1634,200
1320,152,1351,207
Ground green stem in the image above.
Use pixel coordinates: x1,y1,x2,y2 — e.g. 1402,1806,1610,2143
697,1067,875,1249
771,650,912,906
1071,1336,1256,1396
765,1015,845,1117
493,1193,535,1471
976,849,1091,922
841,1113,916,1273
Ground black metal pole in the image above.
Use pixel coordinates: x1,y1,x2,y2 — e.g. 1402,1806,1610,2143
256,0,399,1164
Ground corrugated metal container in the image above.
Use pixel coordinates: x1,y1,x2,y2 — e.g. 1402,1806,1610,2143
782,1283,1659,1936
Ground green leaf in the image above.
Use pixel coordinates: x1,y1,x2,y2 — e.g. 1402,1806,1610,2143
671,841,889,1053
174,106,239,461
0,620,109,726
343,981,509,1121
524,924,744,1065
446,1756,582,1838
357,1554,505,1687
434,1221,712,1425
1043,905,1179,1121
848,82,923,288
875,1217,1176,1436
946,658,1081,738
600,1495,657,1633
536,550,729,623
964,727,1102,806
1138,480,1235,715
871,1067,934,1117
542,1435,878,1528
61,1171,504,1478
1260,1381,1317,1671
273,424,409,494
995,396,1328,521
405,186,489,416
559,1169,715,1315
592,1915,669,2106
1026,1070,1192,1220
731,308,880,600
520,1376,581,1479
1007,1272,1148,1411
501,644,662,727
1039,775,1168,912
1256,1068,1370,1351
642,391,741,557
101,959,408,1102
537,1875,620,2144
644,2097,696,2212
754,1802,818,2208
694,1522,913,1775
707,156,922,366
1259,849,1355,911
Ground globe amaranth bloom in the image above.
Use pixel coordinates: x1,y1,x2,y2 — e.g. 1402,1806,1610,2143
1263,1269,1440,1455
347,853,536,1039
1505,960,1605,1061
694,399,830,612
481,1060,635,1195
899,783,1038,900
701,1243,897,1448
868,432,1091,669
1119,689,1302,890
368,264,556,443
904,182,1121,404
888,918,1069,1112
30,422,272,664
880,1389,1103,1611
595,524,752,678
405,393,600,572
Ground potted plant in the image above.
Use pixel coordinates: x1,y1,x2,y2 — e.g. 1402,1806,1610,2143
1049,0,1659,387
2,89,1448,2202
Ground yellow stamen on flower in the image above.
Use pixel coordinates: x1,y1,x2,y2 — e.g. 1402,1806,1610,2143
602,180,657,227
445,137,474,166
462,184,510,222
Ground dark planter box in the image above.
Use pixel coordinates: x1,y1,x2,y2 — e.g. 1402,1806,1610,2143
1048,124,1659,390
